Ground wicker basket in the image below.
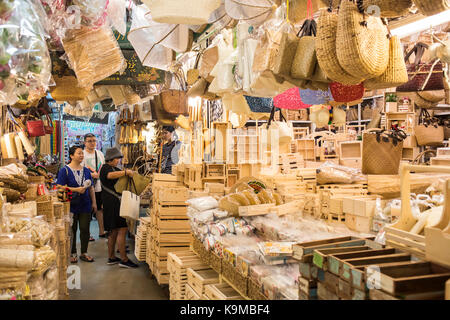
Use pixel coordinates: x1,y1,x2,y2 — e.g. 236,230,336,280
362,0,413,18
336,0,389,80
221,260,248,296
46,164,60,176
209,251,222,274
248,278,268,300
412,0,450,16
364,36,409,90
316,9,363,85
37,198,55,223
28,176,45,184
25,184,38,201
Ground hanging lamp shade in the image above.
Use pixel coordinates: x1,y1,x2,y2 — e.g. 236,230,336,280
274,87,311,110
299,88,332,105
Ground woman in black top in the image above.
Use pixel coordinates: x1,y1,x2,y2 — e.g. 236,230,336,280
100,147,138,268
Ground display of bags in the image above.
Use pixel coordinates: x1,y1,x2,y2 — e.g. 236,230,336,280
336,0,389,80
144,0,222,25
225,0,276,27
272,24,299,78
412,0,450,16
161,90,188,115
300,88,332,105
316,8,363,85
362,129,406,175
396,43,445,92
415,109,444,146
115,174,150,196
266,106,293,146
24,108,46,137
199,45,219,83
364,36,409,90
273,87,311,110
244,96,273,113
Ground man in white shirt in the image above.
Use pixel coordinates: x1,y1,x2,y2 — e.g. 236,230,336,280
82,133,106,239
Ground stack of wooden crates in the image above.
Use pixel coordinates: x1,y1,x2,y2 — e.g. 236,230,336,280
148,174,191,285
135,217,151,262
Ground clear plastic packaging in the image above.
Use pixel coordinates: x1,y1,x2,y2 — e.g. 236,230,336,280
187,196,219,212
71,0,109,27
7,216,53,247
0,0,52,106
224,0,276,27
127,4,174,71
32,245,56,275
316,161,367,185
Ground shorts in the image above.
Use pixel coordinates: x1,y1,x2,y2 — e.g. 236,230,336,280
95,192,103,210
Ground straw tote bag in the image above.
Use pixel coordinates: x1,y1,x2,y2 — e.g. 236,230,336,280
396,43,445,92
291,16,317,80
412,0,450,16
364,36,409,90
336,0,389,80
361,0,413,18
315,8,363,85
362,129,405,175
415,109,444,146
144,0,222,25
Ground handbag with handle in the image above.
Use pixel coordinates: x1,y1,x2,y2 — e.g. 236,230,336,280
396,42,445,92
266,105,293,147
362,128,406,175
24,108,46,137
415,109,444,146
161,72,188,115
119,183,140,220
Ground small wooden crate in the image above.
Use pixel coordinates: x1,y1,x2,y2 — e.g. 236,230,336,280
185,284,201,300
317,282,339,300
339,141,362,160
187,268,220,296
158,187,188,203
205,283,243,300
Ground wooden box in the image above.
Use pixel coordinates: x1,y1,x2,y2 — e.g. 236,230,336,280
317,282,339,300
185,284,201,300
187,268,220,296
430,157,450,166
402,147,420,161
158,187,188,203
205,283,243,300
372,261,450,297
345,214,372,233
339,141,362,160
437,148,450,158
297,139,316,161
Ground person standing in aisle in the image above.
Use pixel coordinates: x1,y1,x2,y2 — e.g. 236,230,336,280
100,147,138,268
160,126,182,174
57,145,96,263
82,133,107,240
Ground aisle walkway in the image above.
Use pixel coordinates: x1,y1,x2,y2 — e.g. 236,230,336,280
68,220,168,300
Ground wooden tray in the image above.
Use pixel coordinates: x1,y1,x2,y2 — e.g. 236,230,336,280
187,268,220,296
205,283,243,300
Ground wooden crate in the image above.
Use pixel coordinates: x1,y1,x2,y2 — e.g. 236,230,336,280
402,147,420,161
371,261,450,297
317,282,339,300
298,276,318,300
205,283,243,300
297,139,316,161
157,187,188,203
156,219,190,233
185,284,201,300
156,203,188,219
430,157,450,166
312,246,374,271
339,141,362,160
187,268,220,296
345,214,372,233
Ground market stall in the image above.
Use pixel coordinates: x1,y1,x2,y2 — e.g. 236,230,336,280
1,0,450,301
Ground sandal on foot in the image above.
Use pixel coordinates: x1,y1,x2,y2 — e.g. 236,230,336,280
71,254,78,264
80,254,94,262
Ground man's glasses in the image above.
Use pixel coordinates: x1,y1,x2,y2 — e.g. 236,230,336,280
86,140,97,143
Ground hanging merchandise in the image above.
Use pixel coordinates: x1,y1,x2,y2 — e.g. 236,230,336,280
290,5,317,80
329,82,365,103
244,96,274,113
107,0,127,35
362,129,406,175
332,106,346,125
336,0,389,80
144,0,222,25
274,87,311,110
199,45,219,83
361,0,413,18
364,36,409,90
288,0,337,24
415,109,445,146
315,7,363,85
309,105,330,128
396,43,445,92
208,30,236,94
160,76,189,115
417,90,446,104
62,26,126,89
237,22,260,93
225,0,277,27
70,0,109,27
127,5,175,71
412,0,450,16
151,95,177,126
299,88,332,105
266,106,293,146
0,0,52,106
230,94,271,120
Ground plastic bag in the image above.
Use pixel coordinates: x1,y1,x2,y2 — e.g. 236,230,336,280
316,162,366,185
127,4,174,70
187,196,219,211
107,0,127,35
0,0,52,106
71,0,109,27
225,0,276,27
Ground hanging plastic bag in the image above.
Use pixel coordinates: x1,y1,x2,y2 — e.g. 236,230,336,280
127,5,174,71
107,0,127,35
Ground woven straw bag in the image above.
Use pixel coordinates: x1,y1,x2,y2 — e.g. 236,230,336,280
272,28,299,78
252,29,281,73
362,0,412,18
417,90,446,103
199,46,219,83
291,19,317,80
336,0,389,80
50,76,91,102
144,0,222,25
364,36,409,90
415,109,444,146
362,129,404,175
412,0,450,16
316,9,363,85
330,82,365,103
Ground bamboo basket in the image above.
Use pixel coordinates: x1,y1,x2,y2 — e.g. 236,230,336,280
362,0,413,18
412,0,450,16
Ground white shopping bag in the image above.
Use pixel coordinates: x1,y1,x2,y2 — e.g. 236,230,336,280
120,190,140,220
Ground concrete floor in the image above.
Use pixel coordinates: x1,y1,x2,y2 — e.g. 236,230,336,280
68,219,169,300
